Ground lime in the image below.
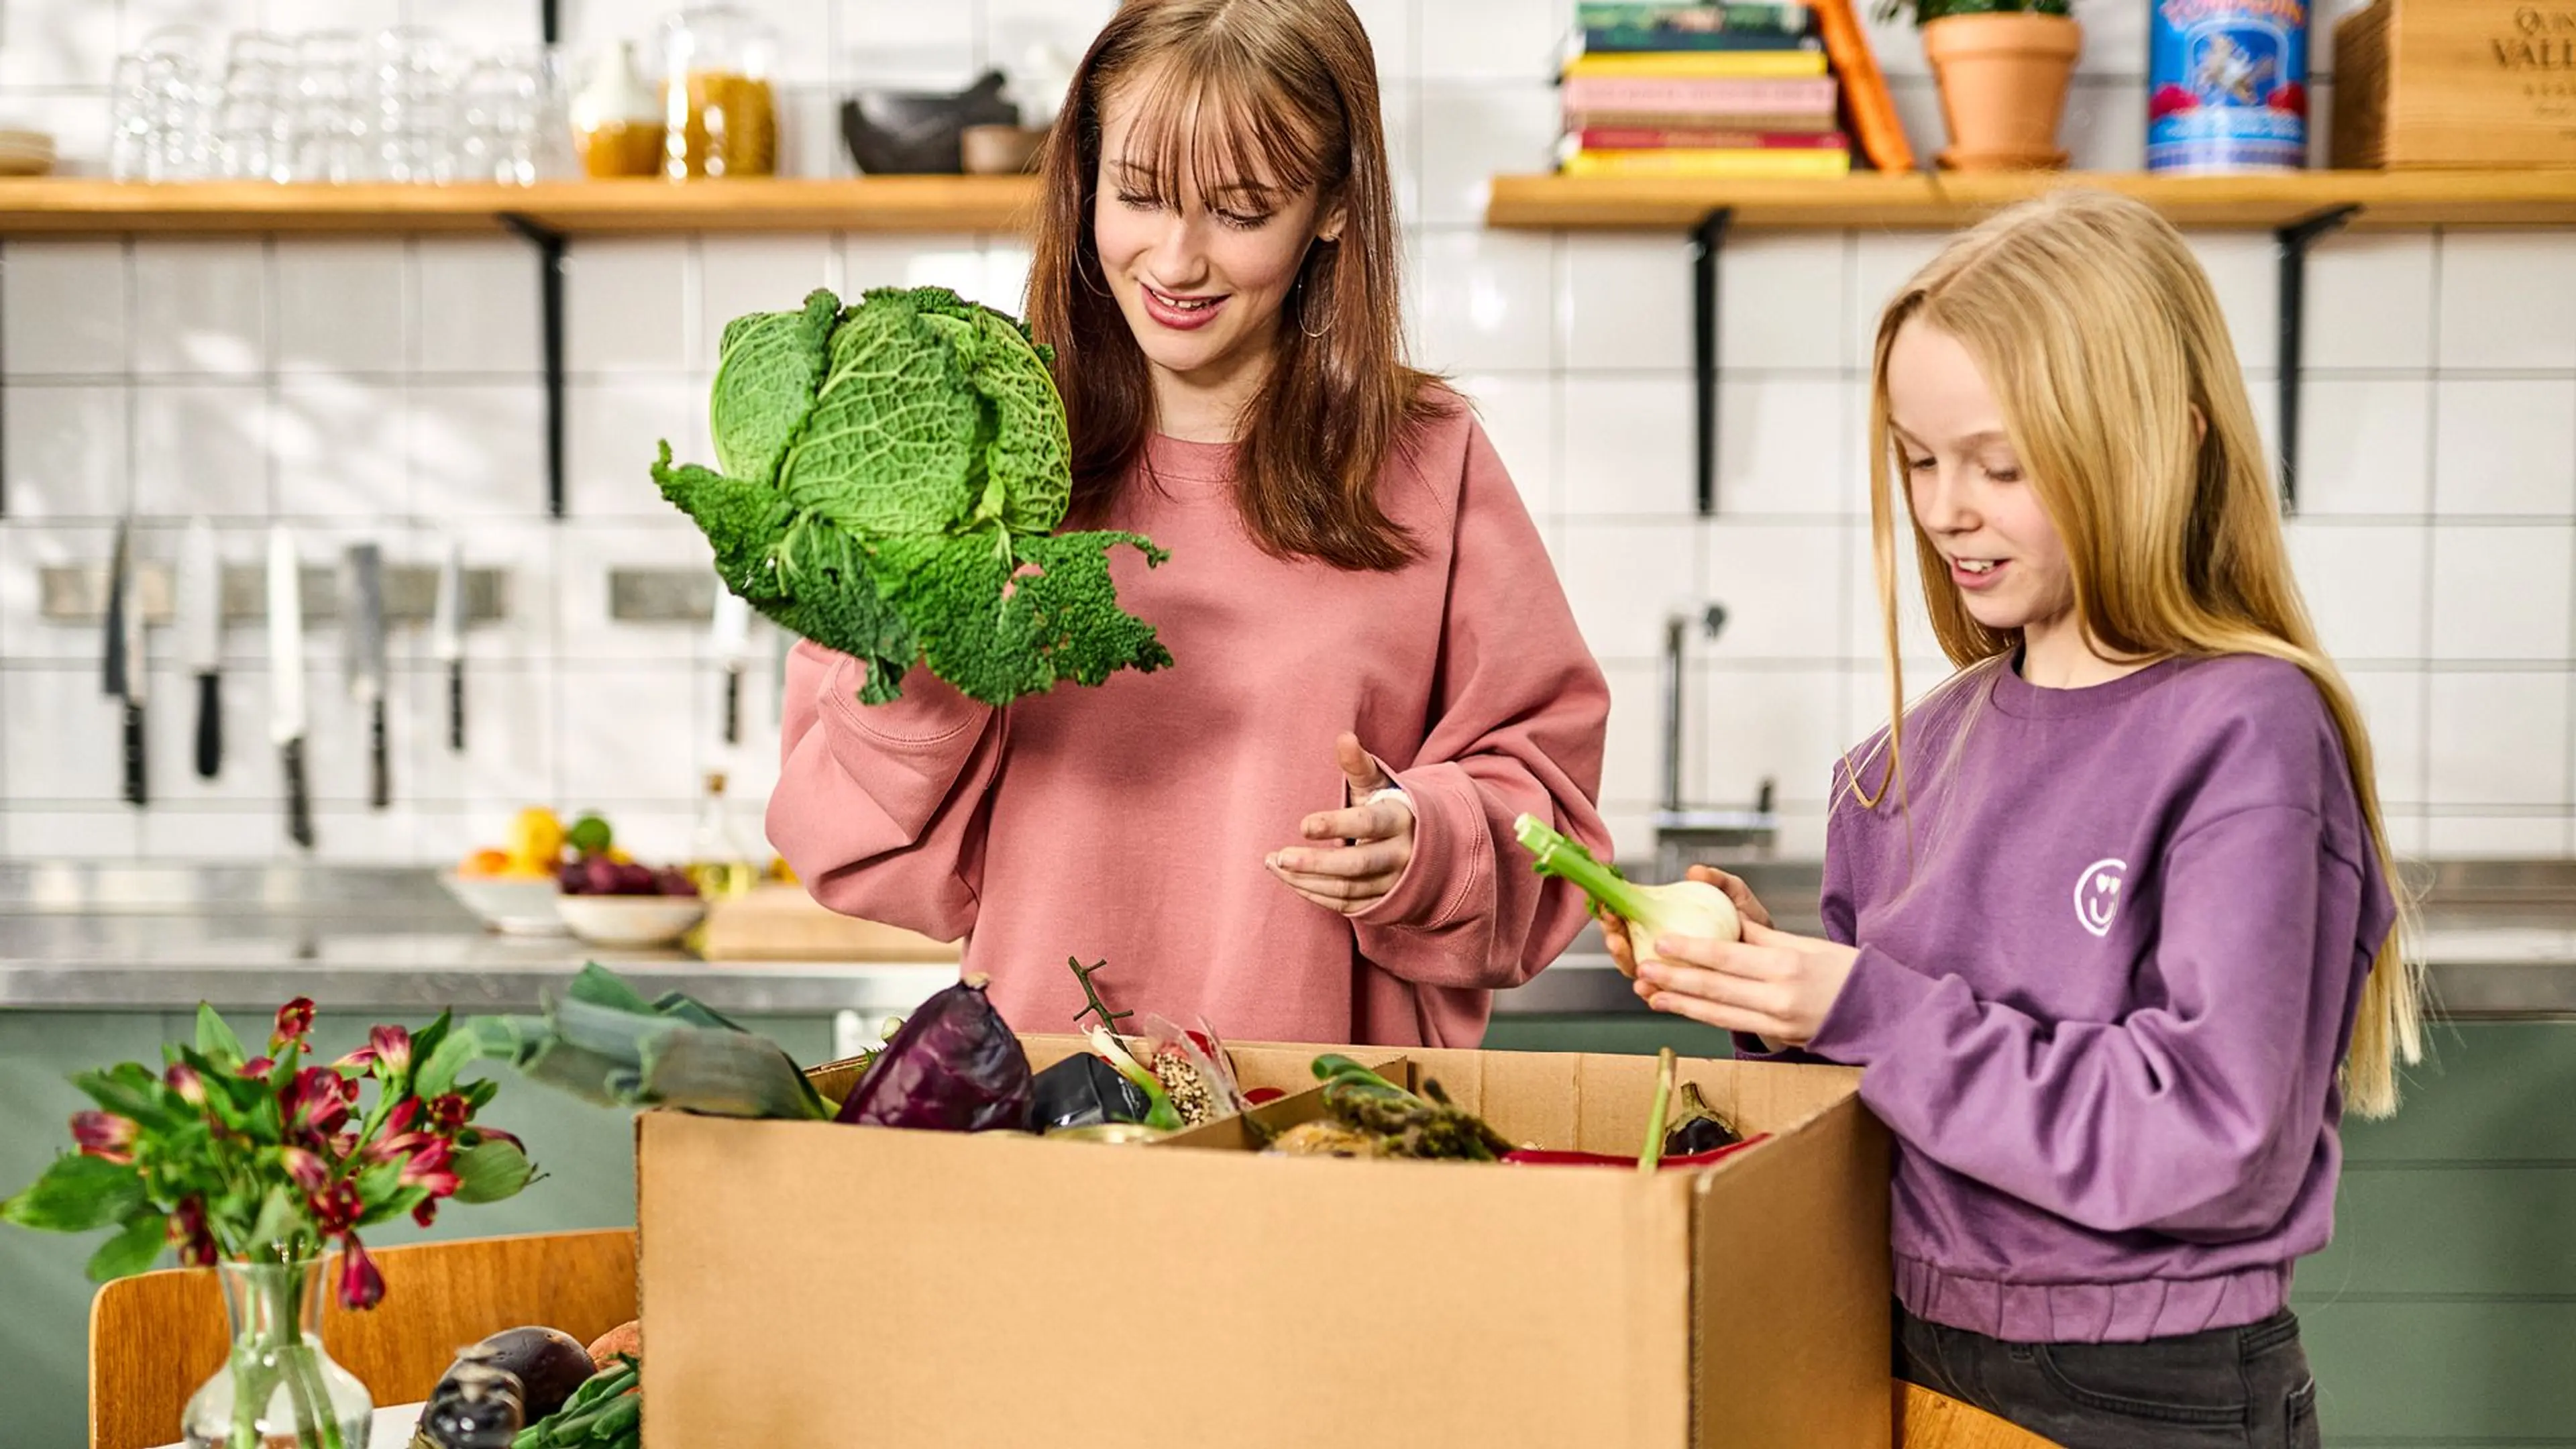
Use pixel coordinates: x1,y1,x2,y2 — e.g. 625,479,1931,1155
566,813,614,857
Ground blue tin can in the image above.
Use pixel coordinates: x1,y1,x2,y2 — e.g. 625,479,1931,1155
2147,0,2311,173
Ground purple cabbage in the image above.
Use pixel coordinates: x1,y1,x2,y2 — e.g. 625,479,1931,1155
835,975,1034,1132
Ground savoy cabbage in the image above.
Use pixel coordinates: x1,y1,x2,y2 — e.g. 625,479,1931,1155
653,286,1170,706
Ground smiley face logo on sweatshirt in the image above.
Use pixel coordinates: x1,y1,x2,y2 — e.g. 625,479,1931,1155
2074,859,2129,938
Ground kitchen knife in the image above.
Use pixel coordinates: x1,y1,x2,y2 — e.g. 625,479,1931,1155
100,516,148,805
431,541,466,753
177,517,224,780
343,543,390,811
117,537,149,808
710,587,751,747
267,527,314,850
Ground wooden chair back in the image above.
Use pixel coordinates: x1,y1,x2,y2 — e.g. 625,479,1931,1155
1899,1381,2062,1448
90,1228,637,1449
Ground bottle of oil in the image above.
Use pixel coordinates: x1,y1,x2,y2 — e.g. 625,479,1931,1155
688,771,762,902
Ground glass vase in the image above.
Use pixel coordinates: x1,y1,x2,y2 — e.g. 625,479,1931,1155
181,1254,374,1449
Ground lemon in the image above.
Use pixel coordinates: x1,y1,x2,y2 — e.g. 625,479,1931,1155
508,807,566,873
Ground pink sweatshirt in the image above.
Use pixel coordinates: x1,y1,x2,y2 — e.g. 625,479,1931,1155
768,396,1611,1047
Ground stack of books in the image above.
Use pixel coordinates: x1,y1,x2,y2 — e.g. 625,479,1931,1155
1556,2,1851,178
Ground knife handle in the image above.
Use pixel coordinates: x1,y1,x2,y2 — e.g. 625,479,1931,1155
447,662,466,753
724,668,743,747
368,699,390,811
121,704,148,807
282,738,315,849
195,674,223,780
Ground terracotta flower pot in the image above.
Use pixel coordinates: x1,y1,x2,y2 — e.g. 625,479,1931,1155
1922,11,2083,172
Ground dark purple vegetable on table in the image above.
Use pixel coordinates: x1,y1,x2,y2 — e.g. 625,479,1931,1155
835,973,1034,1132
433,1326,595,1425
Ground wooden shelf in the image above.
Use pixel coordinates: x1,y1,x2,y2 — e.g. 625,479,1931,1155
1487,170,2576,231
0,176,1042,237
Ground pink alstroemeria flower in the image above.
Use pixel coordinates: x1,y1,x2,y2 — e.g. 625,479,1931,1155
271,998,317,1052
71,1111,137,1165
336,1238,384,1311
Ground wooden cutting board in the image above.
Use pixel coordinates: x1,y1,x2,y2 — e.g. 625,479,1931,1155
698,885,962,962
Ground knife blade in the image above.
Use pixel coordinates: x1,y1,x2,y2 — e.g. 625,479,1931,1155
101,517,131,701
431,542,465,753
343,543,390,812
710,587,751,747
267,527,313,850
117,537,148,808
177,518,223,780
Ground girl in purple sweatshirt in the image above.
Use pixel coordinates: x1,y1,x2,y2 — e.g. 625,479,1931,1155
1610,189,2424,1448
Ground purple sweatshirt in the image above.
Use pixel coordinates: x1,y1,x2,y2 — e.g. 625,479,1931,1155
1780,652,2394,1344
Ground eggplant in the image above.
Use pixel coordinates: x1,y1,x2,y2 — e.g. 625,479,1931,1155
432,1326,594,1426
1660,1081,1742,1158
835,973,1034,1132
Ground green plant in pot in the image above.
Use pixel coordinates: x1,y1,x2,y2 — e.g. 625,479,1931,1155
1877,0,2082,172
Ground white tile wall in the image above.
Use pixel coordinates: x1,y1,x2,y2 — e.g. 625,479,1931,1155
1,0,2571,862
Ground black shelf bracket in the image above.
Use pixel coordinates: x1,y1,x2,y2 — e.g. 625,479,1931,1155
1690,207,1734,517
500,213,569,520
2274,203,2360,515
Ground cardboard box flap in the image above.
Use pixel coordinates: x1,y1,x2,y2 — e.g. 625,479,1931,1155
639,1111,1698,1448
1691,1091,1893,1449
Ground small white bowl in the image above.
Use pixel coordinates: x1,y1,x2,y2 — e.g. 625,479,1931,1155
555,893,707,950
440,872,568,936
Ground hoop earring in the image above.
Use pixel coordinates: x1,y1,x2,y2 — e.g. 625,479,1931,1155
1295,272,1333,339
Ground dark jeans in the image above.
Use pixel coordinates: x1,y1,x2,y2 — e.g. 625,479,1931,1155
1898,1303,2322,1449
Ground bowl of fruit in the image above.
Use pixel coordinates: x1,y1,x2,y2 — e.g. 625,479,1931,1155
555,851,706,949
443,808,577,934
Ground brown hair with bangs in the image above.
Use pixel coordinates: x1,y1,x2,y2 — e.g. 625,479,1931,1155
1027,0,1439,571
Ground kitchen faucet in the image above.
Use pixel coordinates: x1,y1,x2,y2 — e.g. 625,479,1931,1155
1653,603,1778,880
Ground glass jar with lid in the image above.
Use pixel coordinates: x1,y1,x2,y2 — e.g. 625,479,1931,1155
653,5,778,179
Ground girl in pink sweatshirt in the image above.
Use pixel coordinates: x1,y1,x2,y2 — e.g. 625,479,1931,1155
768,0,1611,1047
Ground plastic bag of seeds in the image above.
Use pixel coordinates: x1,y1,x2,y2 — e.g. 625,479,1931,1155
1136,1014,1247,1128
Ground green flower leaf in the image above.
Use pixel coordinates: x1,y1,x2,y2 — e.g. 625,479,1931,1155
194,1002,247,1067
85,1212,170,1283
449,1137,538,1205
2,1153,148,1233
413,1024,486,1102
71,1063,176,1130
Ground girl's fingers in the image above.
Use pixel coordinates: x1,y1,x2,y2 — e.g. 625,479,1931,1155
1269,861,1401,901
1270,839,1407,880
1302,800,1408,843
1643,989,1776,1037
1684,865,1774,928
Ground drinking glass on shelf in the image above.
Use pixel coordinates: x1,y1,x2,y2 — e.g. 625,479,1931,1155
291,30,370,183
449,48,559,185
126,28,217,182
215,33,297,182
368,25,458,183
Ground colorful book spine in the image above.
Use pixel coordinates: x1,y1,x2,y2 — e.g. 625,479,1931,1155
1576,28,1817,52
1576,2,1811,32
1558,146,1854,178
1574,126,1849,150
1562,49,1831,78
1566,107,1842,133
1560,74,1841,115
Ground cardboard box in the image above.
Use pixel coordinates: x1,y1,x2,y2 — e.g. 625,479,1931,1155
2332,0,2576,168
636,1041,1892,1448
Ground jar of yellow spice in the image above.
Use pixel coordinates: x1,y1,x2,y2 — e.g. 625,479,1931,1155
654,4,779,179
569,41,663,178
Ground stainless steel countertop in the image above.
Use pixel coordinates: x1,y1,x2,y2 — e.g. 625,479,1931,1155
3,861,2575,1020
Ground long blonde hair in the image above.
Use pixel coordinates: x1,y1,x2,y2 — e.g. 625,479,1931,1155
1856,189,2424,1118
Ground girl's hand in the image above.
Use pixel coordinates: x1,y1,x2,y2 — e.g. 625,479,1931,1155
1267,734,1415,916
1595,865,1775,979
1633,920,1858,1047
